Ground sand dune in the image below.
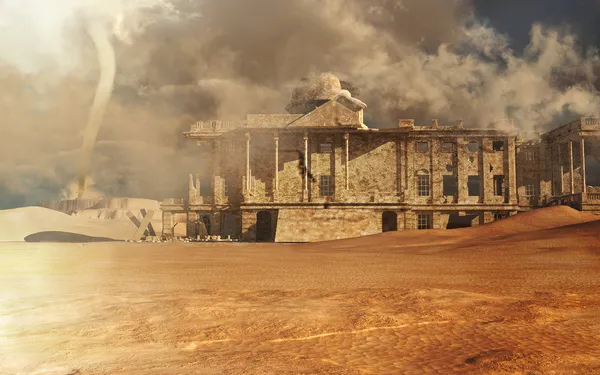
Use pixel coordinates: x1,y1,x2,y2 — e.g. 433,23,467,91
0,206,137,242
0,198,164,242
303,206,600,251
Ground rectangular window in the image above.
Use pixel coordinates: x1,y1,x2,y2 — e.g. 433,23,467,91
468,175,480,196
443,175,457,196
417,213,432,230
416,141,429,153
320,175,332,197
524,150,536,161
320,143,332,153
200,176,213,196
525,182,536,197
492,140,505,151
441,142,454,153
417,175,430,196
493,175,504,196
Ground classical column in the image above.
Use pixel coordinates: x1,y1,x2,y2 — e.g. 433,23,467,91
569,140,574,194
344,132,349,189
303,132,309,200
581,138,587,193
558,143,563,194
274,135,279,193
245,132,251,192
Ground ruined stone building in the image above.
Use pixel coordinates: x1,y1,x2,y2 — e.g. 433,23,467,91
161,73,600,242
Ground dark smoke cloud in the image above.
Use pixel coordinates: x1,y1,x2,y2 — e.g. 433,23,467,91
1,0,600,208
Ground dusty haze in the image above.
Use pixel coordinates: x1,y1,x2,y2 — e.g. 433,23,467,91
1,0,600,208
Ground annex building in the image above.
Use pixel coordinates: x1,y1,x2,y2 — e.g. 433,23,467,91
161,73,600,242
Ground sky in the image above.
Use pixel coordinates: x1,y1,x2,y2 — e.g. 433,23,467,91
0,0,600,208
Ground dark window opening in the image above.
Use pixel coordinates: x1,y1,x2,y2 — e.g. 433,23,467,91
446,213,477,229
256,211,274,242
493,175,504,196
416,141,429,153
492,140,504,151
443,175,457,196
468,176,480,196
493,213,508,221
382,211,398,232
200,177,213,196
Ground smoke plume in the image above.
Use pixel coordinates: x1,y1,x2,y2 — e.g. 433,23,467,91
76,18,116,198
1,0,600,208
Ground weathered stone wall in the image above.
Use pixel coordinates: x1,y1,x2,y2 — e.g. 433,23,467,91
516,143,541,206
348,133,397,197
481,137,507,205
274,207,392,242
277,133,305,202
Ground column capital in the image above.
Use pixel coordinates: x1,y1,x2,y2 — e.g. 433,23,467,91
245,132,251,139
343,132,349,140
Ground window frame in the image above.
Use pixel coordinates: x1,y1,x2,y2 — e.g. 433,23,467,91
416,141,430,153
417,213,432,230
525,182,536,197
441,141,455,153
467,175,481,197
417,173,430,197
492,140,505,152
493,175,504,196
319,175,332,197
319,142,332,153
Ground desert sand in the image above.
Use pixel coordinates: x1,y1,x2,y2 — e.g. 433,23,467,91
0,206,599,374
0,198,163,242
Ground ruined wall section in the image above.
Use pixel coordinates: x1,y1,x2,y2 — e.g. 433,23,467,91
275,208,384,242
247,133,276,203
481,137,506,205
516,142,541,207
406,136,429,204
220,135,246,205
347,133,398,202
432,138,453,204
458,137,482,204
276,132,305,202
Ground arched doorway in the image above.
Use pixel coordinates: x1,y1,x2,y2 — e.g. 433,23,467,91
256,211,273,242
382,211,398,232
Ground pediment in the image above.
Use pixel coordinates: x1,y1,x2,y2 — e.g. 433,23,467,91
287,96,365,128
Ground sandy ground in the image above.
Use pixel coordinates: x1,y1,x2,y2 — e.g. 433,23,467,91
1,206,600,374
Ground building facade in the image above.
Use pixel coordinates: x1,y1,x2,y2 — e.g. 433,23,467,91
161,74,600,242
